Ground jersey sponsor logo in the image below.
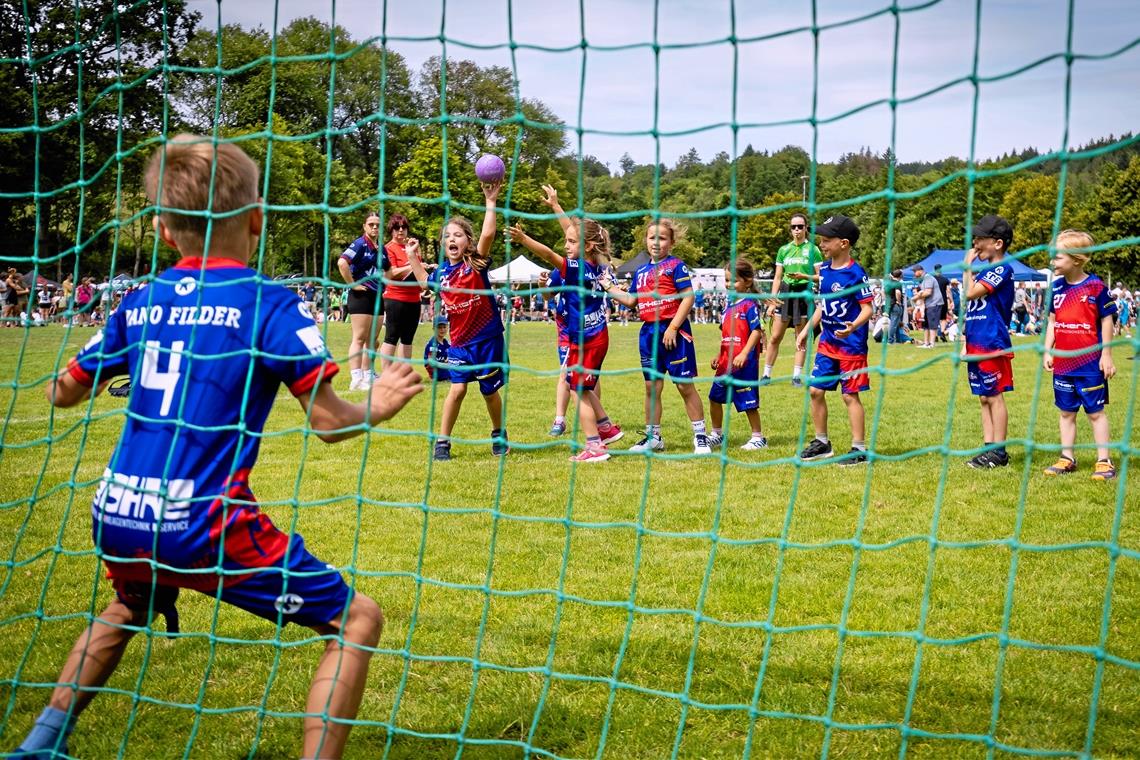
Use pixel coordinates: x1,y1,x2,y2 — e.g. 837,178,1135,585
1055,321,1093,331
93,468,193,530
294,324,327,355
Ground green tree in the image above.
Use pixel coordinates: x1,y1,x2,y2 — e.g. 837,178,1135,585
737,192,803,271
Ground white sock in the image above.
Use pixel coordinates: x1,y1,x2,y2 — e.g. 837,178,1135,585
852,441,866,451
554,415,565,425
711,427,722,436
351,369,362,381
691,420,706,435
764,364,773,377
816,435,830,444
792,365,802,378
751,432,765,440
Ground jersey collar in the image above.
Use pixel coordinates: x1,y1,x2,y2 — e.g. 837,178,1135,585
174,256,248,269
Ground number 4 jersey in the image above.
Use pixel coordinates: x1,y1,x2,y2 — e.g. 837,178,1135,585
67,257,339,588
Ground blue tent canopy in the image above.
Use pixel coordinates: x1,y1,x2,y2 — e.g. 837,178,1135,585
901,249,1046,281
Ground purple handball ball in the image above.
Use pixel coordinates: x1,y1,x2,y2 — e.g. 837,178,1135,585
475,154,506,183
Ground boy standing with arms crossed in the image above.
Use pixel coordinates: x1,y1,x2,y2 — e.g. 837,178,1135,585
962,214,1016,469
796,214,875,465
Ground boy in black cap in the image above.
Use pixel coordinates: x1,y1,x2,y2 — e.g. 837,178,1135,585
795,214,875,465
962,214,1016,468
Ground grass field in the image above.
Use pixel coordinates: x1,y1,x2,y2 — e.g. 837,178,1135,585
1,320,1138,759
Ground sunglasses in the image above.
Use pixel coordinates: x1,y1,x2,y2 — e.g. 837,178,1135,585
391,224,409,230
790,224,806,230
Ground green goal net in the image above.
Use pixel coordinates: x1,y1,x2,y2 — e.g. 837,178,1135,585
2,1,1138,758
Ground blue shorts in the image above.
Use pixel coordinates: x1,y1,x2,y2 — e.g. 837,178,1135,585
557,343,569,367
113,534,350,629
1053,373,1108,413
639,320,698,381
446,335,507,395
809,352,870,394
709,376,759,412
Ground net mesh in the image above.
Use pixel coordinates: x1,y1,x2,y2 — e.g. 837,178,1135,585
1,1,1138,758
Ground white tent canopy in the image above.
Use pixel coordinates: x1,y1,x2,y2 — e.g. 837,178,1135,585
488,255,548,284
693,267,726,291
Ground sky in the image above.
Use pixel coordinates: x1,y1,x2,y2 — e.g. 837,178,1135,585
187,0,1140,172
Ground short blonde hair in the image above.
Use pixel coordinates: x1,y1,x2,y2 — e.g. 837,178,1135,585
1054,229,1094,266
144,134,259,251
647,217,684,244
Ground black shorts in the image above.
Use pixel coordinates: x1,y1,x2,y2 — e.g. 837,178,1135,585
938,303,949,322
383,299,421,345
776,282,813,325
346,288,381,316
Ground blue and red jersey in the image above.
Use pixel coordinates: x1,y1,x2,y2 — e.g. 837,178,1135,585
1049,274,1116,376
559,257,608,343
818,260,873,359
630,255,693,324
548,268,570,346
716,298,763,373
429,260,503,347
67,257,338,589
964,262,1015,355
423,336,450,379
340,236,383,292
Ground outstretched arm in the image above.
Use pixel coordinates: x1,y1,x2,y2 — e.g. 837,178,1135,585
297,362,423,443
541,184,573,235
507,224,564,270
476,180,502,261
598,269,637,307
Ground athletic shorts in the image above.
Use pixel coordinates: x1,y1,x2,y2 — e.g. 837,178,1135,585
346,288,381,316
1053,373,1108,414
566,330,608,392
776,282,813,325
809,352,870,394
446,334,507,395
383,299,421,345
113,534,350,629
966,352,1014,397
639,320,697,381
709,372,760,412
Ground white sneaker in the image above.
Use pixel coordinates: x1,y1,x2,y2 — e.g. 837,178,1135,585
740,437,768,451
349,377,364,391
629,435,665,452
706,431,724,447
693,434,712,455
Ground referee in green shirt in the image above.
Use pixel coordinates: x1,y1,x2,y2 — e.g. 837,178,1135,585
762,212,822,386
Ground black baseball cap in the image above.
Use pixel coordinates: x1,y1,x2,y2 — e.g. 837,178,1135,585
815,214,860,246
971,215,1013,247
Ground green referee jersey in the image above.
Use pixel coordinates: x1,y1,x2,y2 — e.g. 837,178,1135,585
776,240,821,284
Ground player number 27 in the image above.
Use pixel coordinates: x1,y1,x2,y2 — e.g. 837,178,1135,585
140,340,185,417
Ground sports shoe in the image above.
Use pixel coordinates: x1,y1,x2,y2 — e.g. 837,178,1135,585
348,377,364,391
837,448,868,466
758,375,772,386
629,435,665,453
599,424,624,445
967,450,1009,469
569,445,610,463
548,420,567,436
433,441,451,461
790,376,804,388
1091,460,1117,481
693,434,712,455
491,431,509,456
739,436,768,451
1043,456,1077,476
706,431,724,447
799,438,833,461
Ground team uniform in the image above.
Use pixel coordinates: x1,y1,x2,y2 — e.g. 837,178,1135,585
963,262,1015,396
429,260,506,395
423,335,451,381
1049,275,1116,413
809,261,874,394
548,268,571,367
710,298,763,411
558,257,609,391
340,236,386,315
66,257,348,628
630,255,697,380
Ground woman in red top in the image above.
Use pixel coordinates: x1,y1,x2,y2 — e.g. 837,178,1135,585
381,213,428,372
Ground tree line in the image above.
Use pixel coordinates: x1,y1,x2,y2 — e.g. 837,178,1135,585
3,0,1138,284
